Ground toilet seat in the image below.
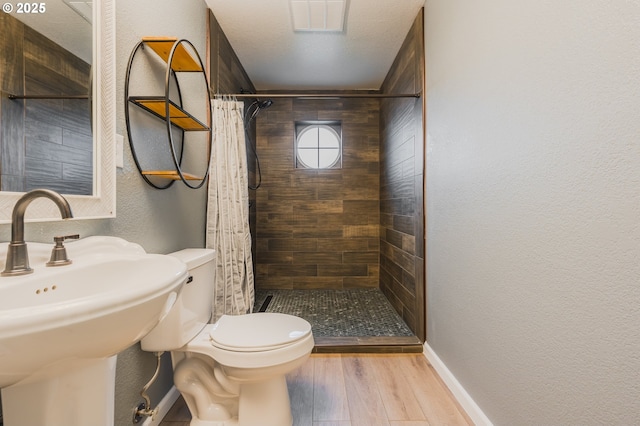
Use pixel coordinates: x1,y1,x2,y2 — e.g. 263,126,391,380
209,313,312,352
181,314,315,370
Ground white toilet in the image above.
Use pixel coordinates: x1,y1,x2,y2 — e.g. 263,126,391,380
141,249,314,426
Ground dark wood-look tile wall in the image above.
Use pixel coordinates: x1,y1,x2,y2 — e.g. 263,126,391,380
255,97,381,290
379,11,426,340
0,13,92,194
0,13,25,191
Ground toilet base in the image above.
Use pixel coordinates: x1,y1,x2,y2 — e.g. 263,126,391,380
187,376,292,426
237,375,292,426
174,355,293,426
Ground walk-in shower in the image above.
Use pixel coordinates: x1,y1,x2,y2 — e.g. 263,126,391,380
242,94,423,353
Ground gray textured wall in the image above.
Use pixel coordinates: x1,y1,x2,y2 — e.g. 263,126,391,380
424,1,640,424
0,1,209,425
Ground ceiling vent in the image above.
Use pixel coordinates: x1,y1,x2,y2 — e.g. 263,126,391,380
290,0,346,32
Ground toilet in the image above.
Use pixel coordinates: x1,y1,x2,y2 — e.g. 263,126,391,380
141,249,314,426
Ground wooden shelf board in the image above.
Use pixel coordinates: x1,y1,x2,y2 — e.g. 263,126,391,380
142,170,203,180
129,97,210,131
169,117,209,131
142,37,202,72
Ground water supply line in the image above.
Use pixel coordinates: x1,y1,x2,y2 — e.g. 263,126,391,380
132,351,164,424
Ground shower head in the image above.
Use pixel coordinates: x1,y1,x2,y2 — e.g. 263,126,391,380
257,99,273,109
246,98,274,122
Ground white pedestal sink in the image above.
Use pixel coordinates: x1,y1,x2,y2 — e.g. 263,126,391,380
0,236,188,426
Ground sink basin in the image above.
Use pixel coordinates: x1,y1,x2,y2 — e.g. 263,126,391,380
0,236,188,426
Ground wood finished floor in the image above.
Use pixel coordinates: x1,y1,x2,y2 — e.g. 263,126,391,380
159,354,473,426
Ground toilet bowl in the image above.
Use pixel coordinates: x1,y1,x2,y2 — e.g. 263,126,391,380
141,249,314,426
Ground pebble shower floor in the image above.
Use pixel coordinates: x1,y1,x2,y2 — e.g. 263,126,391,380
253,288,414,338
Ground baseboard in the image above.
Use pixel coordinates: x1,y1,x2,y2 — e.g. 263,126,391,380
423,343,493,426
141,385,181,426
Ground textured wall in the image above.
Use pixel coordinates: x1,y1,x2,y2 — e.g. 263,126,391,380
0,1,209,425
379,12,425,340
425,1,640,424
255,96,380,290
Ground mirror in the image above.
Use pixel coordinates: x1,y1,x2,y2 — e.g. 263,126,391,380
2,1,92,195
0,0,115,223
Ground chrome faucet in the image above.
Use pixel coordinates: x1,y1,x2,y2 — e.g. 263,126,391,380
2,189,73,276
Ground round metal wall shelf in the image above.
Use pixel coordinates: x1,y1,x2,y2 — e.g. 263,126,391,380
125,37,212,189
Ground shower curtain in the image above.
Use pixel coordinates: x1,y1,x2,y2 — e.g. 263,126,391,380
206,99,255,321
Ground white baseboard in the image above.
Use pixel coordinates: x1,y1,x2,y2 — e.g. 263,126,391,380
422,343,493,426
141,385,181,426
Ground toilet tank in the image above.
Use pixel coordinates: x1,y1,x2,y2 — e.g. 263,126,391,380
141,248,215,352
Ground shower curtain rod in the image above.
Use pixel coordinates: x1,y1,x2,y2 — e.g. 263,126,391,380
7,93,89,100
215,92,421,100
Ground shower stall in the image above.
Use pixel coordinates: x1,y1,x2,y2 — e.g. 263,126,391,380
209,10,425,352
249,91,423,352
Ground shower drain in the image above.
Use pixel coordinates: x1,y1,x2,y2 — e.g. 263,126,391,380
258,294,273,312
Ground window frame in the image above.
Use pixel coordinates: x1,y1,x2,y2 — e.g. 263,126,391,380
294,120,343,170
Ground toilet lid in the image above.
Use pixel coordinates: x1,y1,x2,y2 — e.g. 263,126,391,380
209,313,312,352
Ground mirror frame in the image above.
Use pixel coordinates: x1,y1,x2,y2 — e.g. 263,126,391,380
0,0,115,224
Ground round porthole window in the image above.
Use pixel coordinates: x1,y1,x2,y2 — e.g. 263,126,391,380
295,123,342,169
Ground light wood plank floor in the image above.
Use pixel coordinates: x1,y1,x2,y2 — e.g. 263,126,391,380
160,354,472,426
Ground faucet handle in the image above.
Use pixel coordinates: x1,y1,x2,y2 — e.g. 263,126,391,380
46,234,80,267
53,234,80,244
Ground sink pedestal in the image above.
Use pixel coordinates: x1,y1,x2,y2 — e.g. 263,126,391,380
1,356,117,426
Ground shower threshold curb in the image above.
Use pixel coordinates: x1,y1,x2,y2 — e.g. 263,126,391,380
312,335,423,354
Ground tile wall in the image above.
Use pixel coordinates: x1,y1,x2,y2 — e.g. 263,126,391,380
379,12,425,339
255,96,381,290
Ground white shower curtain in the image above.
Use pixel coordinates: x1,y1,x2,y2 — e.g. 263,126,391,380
206,99,254,321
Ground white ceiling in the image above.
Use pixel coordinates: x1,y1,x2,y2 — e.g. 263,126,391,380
204,0,425,91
